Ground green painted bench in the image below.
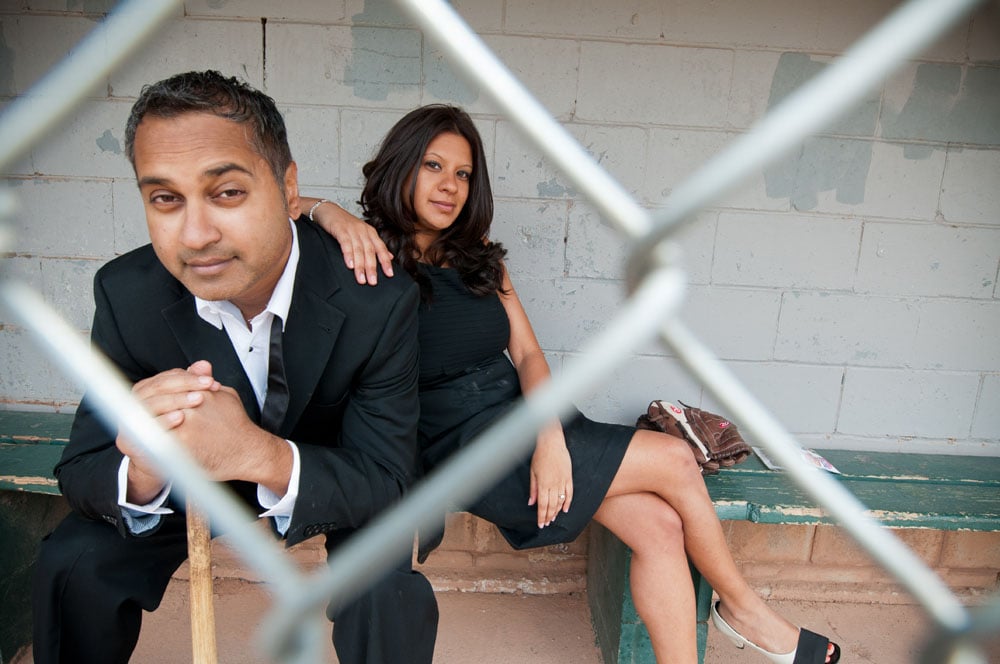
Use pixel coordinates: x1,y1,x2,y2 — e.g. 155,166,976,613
587,450,1000,664
0,411,72,495
0,411,74,662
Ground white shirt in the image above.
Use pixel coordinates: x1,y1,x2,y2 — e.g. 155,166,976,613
118,220,302,535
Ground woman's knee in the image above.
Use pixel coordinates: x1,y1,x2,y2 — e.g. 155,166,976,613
614,496,684,555
632,429,702,480
645,501,684,550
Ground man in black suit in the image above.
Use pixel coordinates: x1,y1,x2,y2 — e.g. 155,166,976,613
31,70,437,664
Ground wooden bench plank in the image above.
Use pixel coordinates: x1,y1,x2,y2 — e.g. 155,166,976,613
815,449,1000,484
726,450,1000,485
0,411,74,444
0,412,72,494
707,476,1000,530
0,444,64,494
704,450,1000,531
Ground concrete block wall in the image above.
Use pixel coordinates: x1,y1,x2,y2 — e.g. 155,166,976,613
182,512,591,595
413,513,590,594
2,0,997,457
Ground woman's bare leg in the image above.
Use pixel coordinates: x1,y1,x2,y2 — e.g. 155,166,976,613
604,430,801,656
593,492,698,663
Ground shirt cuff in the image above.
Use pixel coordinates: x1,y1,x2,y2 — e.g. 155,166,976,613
118,456,173,534
258,440,300,535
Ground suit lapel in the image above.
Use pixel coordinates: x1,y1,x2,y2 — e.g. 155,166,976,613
281,225,345,434
158,222,347,434
162,297,261,423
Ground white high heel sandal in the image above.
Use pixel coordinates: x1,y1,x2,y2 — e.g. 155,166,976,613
710,601,841,664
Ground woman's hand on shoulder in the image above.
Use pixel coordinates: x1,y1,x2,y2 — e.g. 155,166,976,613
304,197,394,285
528,421,573,529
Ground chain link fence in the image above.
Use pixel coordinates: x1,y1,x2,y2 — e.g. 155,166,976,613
0,0,993,661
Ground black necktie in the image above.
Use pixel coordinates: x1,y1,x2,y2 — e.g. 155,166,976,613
260,315,289,433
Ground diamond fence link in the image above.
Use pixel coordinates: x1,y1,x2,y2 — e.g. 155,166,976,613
0,0,993,662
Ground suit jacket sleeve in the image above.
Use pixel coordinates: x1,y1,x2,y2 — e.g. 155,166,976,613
55,266,153,537
285,278,421,546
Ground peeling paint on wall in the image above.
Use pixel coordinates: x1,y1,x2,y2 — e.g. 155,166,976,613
343,26,421,101
352,1,410,25
882,64,1000,146
425,48,479,105
766,59,1000,210
95,129,120,154
768,53,880,137
537,177,576,198
766,137,873,210
347,2,421,101
763,53,878,210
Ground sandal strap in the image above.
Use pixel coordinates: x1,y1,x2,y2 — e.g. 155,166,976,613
792,629,832,664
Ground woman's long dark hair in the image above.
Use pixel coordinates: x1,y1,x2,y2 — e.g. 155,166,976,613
360,104,506,298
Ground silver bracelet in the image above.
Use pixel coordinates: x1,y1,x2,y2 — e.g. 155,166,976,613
307,198,331,222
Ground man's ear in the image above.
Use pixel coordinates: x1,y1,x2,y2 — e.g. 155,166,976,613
283,161,301,218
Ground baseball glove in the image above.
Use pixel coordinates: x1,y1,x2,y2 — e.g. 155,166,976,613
636,400,752,475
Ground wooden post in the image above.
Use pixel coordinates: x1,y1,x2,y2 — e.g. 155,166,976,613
186,502,218,664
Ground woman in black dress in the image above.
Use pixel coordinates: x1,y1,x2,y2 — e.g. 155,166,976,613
306,105,840,664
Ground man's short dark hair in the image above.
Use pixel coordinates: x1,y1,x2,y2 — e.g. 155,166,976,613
124,70,292,183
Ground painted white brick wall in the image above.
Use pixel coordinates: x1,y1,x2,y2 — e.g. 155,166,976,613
1,1,997,456
713,212,863,290
940,148,1000,226
110,19,264,97
856,223,1000,298
1,15,105,96
840,368,981,438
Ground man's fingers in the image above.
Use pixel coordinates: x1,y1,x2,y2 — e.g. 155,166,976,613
156,410,185,430
133,368,216,399
140,390,206,419
186,360,215,378
216,385,241,399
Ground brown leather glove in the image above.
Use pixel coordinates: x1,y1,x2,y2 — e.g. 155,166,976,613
636,400,752,475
